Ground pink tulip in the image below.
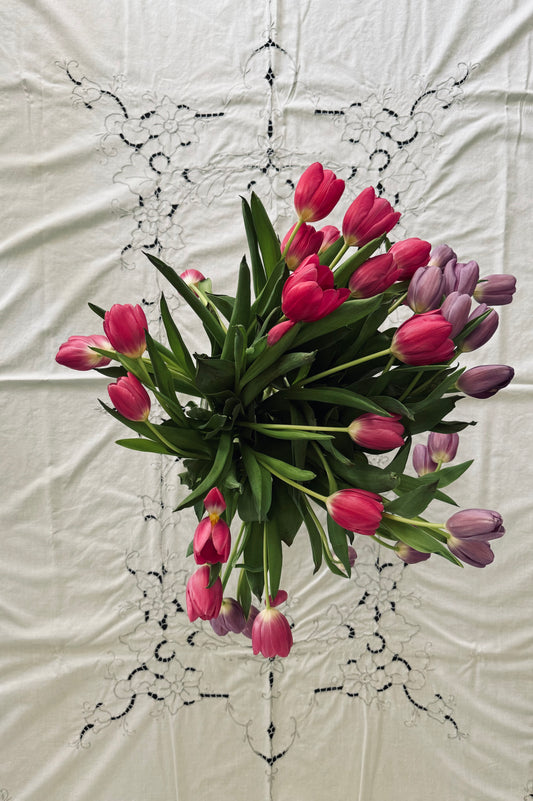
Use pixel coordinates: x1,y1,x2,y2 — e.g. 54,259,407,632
348,413,404,451
186,565,223,622
457,364,514,399
103,303,148,358
252,607,293,658
318,225,341,253
326,488,384,535
412,444,438,476
108,373,150,421
180,269,206,287
348,253,398,298
342,187,401,248
281,222,324,270
203,487,226,516
55,335,112,371
427,432,459,464
390,310,454,366
294,162,345,223
210,598,246,636
193,487,231,565
389,238,431,280
474,274,516,306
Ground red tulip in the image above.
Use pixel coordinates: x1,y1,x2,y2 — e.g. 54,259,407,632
108,373,150,421
348,252,397,298
252,607,293,658
103,303,148,358
326,488,383,535
348,413,404,451
294,162,345,223
55,335,112,371
186,565,223,622
390,310,454,366
389,238,431,280
281,222,324,270
342,187,400,248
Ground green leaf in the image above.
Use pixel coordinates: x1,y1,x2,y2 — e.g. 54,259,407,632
115,438,173,454
176,432,233,510
250,259,288,319
327,516,352,576
88,301,106,319
243,522,265,601
233,325,246,384
194,355,235,396
238,321,302,390
144,252,226,348
241,350,316,407
291,297,381,347
268,481,303,546
255,451,316,483
379,517,462,566
145,331,177,401
205,292,235,322
249,428,333,442
266,519,283,600
240,443,272,522
160,293,195,376
298,498,323,574
385,482,439,517
237,568,252,620
270,387,389,415
250,192,281,276
241,196,267,297
207,562,222,589
221,256,251,360
415,459,474,489
333,235,386,288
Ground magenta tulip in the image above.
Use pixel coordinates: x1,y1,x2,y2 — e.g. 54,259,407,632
348,252,397,298
457,364,514,399
427,432,459,464
318,225,341,253
108,373,150,421
55,335,112,371
193,487,231,565
389,238,431,280
252,607,293,658
103,303,148,358
390,310,454,366
294,162,345,223
281,222,324,270
210,598,246,636
348,413,405,451
186,565,223,622
474,274,516,306
326,488,383,535
342,187,401,248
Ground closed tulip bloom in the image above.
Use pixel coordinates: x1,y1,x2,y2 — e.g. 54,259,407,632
186,565,223,622
242,605,260,639
390,310,454,366
108,373,150,421
348,413,405,451
454,261,480,296
55,335,112,371
294,162,345,223
441,291,472,338
318,225,341,253
193,516,231,565
348,252,397,298
180,269,206,291
457,364,514,399
210,598,246,636
342,187,401,248
252,607,293,658
428,244,457,269
203,487,226,515
412,444,437,476
389,237,432,280
326,488,384,535
461,304,499,352
474,274,516,306
406,265,444,312
103,303,148,358
395,542,431,564
281,222,324,270
446,508,504,568
427,432,459,463
442,258,459,296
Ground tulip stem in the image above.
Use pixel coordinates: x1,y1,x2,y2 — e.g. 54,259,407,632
221,521,247,591
329,241,349,270
256,459,327,504
303,496,339,566
371,534,396,551
312,442,337,494
263,523,271,609
242,422,348,434
145,421,183,455
388,291,408,314
281,218,304,259
398,372,421,402
193,286,228,334
298,348,392,386
383,512,446,533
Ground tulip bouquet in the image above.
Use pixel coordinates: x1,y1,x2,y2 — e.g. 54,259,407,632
56,163,516,658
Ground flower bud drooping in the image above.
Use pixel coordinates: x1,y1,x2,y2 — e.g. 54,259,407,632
55,335,112,371
348,413,405,451
186,565,223,621
412,444,438,476
326,489,384,535
457,365,514,399
252,607,293,658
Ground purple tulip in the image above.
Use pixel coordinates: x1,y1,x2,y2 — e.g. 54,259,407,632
428,244,457,269
210,598,247,636
446,508,504,568
454,260,480,296
461,304,499,352
406,265,444,312
427,432,459,464
474,274,517,306
412,444,437,476
457,365,514,399
441,291,472,338
395,542,431,564
242,605,260,639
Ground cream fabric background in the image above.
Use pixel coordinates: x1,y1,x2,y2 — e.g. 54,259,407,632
1,1,532,799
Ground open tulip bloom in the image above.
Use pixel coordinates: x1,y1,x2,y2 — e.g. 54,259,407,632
55,162,517,658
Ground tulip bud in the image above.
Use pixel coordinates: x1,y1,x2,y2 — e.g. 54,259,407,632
280,255,350,323
441,291,472,338
442,258,458,296
445,508,505,568
318,225,341,253
390,310,454,366
251,607,293,658
406,265,444,312
186,565,223,622
428,244,457,269
281,222,324,270
348,545,358,567
55,335,112,371
474,274,517,306
412,444,437,476
326,488,384,535
210,598,246,636
294,162,345,223
457,364,514,399
342,187,401,248
460,304,499,352
180,269,206,287
395,542,431,564
103,303,148,358
348,413,404,451
348,253,397,298
454,260,480,296
389,237,431,280
427,432,459,464
242,605,260,639
107,373,151,421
